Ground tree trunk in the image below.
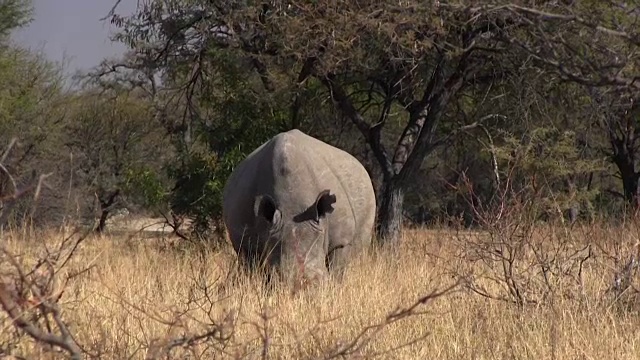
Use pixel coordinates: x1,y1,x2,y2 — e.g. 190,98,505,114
611,145,640,211
621,172,640,212
376,180,405,247
95,209,110,233
94,189,120,233
564,177,579,224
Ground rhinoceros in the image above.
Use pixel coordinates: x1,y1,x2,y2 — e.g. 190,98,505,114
222,129,376,284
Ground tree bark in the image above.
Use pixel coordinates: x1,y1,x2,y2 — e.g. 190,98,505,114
376,179,405,247
95,189,120,233
95,209,110,233
621,171,640,211
610,137,640,211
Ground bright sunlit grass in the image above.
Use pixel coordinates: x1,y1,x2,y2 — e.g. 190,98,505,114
1,222,640,359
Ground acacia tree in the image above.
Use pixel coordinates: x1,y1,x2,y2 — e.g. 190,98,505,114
0,0,31,41
63,87,168,232
0,0,62,170
275,1,639,239
275,3,525,243
94,1,293,237
0,0,71,226
103,0,640,244
498,1,640,213
102,1,522,244
586,88,640,211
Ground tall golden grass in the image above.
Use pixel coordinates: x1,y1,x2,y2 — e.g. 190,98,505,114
1,222,640,359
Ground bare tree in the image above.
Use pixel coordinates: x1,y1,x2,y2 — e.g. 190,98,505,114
0,139,85,359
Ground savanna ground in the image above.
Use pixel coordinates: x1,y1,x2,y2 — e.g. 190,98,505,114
1,216,640,359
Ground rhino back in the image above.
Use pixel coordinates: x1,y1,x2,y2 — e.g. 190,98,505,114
222,138,277,243
293,132,376,248
271,130,376,249
223,130,376,248
222,131,309,241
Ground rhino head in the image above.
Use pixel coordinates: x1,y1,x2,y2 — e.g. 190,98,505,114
252,189,337,285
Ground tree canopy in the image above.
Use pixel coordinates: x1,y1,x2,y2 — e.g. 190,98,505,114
0,0,638,242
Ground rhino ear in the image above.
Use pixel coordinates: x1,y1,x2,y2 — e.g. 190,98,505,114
314,189,336,221
254,194,281,225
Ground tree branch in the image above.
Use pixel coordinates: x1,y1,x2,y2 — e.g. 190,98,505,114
290,56,320,129
396,54,472,186
504,5,640,45
442,3,640,45
390,56,445,175
0,283,82,360
100,0,123,21
504,34,640,90
0,228,88,360
321,74,394,178
250,56,275,92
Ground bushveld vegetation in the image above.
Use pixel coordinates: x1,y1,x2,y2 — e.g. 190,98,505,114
1,207,640,359
2,0,640,358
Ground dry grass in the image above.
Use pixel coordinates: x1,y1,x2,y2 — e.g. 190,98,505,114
1,223,640,359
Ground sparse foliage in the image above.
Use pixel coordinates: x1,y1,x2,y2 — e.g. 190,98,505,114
0,0,31,43
63,88,169,232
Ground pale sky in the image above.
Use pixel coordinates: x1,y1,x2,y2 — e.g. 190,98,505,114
10,0,138,78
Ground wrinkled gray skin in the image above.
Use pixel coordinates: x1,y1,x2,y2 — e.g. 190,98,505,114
222,129,376,285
